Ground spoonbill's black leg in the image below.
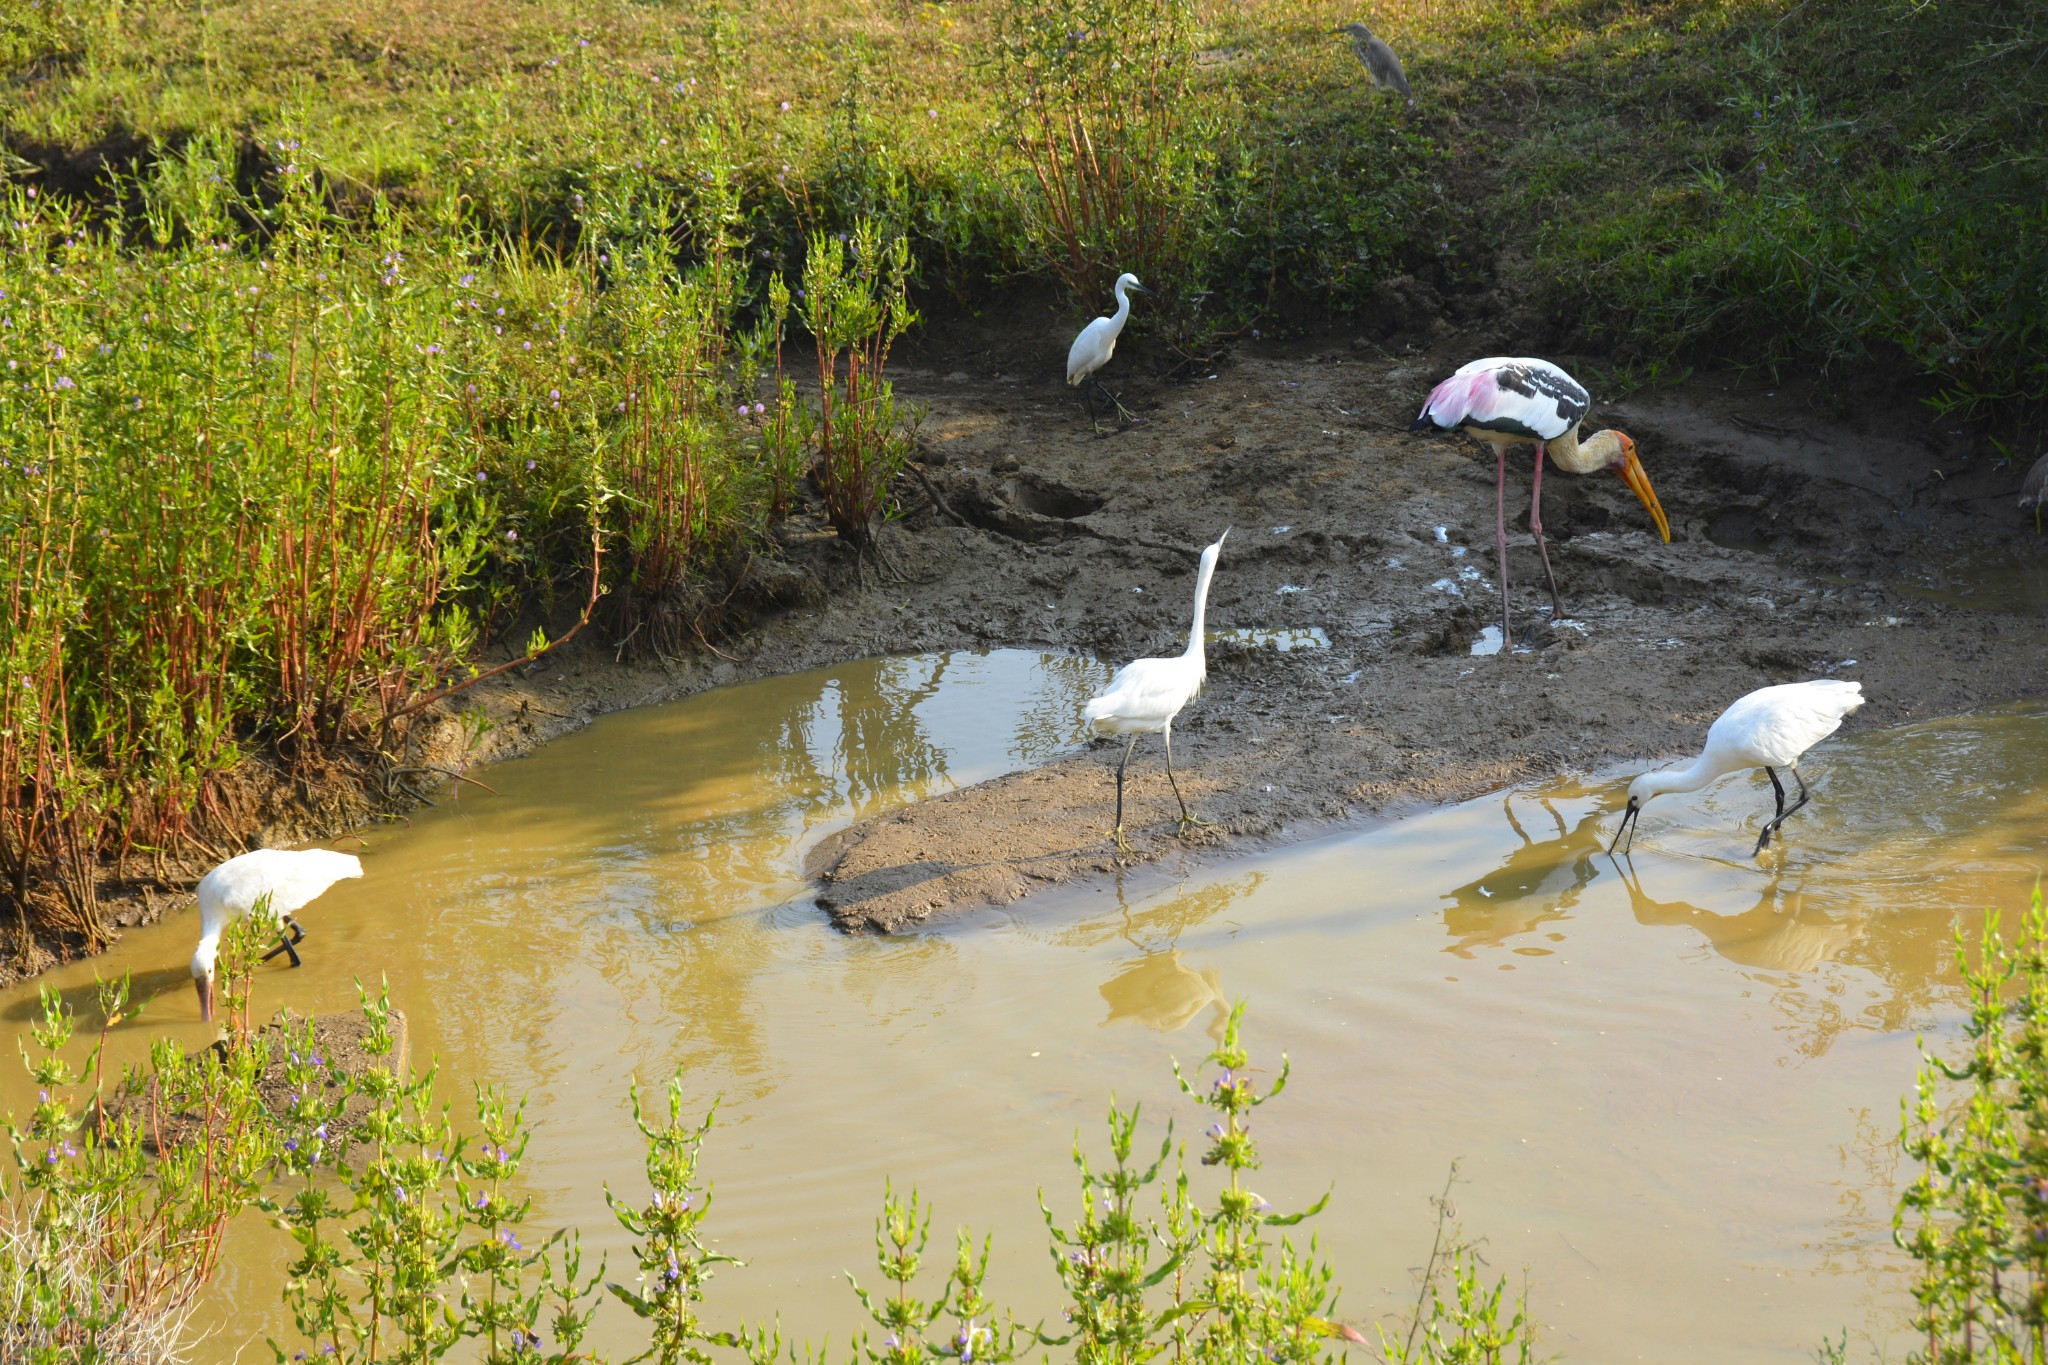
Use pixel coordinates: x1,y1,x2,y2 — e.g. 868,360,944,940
262,917,306,967
1111,735,1138,852
1755,767,1788,854
1756,767,1813,854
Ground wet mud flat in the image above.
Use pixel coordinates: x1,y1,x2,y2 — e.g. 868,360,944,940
790,329,2045,928
156,317,2047,937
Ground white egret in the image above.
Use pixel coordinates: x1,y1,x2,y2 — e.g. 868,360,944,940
1610,679,1865,857
1067,272,1150,428
190,848,364,1021
1411,356,1671,647
1084,529,1229,850
1338,22,1412,99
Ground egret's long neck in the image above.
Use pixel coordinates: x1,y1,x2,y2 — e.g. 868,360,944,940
1184,554,1218,662
1109,279,1134,333
1544,427,1624,475
1636,752,1728,801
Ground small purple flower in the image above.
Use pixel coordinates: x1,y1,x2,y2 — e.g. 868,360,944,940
779,100,791,111
460,273,476,286
505,529,518,542
476,470,487,482
525,459,536,470
753,401,766,414
52,376,74,390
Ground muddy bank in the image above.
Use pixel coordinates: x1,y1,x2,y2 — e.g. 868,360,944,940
55,307,2048,951
796,318,2045,929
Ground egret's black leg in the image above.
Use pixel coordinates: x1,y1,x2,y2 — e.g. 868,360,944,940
1163,728,1203,831
1094,377,1137,427
1112,735,1138,852
1529,443,1564,621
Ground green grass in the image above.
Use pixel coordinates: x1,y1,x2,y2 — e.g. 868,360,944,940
1,0,2042,949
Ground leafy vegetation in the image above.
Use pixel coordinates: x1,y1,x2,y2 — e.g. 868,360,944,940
2,996,1539,1362
2,0,2043,952
1894,886,2048,1362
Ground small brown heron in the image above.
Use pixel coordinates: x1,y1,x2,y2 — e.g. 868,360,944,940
1337,22,1411,99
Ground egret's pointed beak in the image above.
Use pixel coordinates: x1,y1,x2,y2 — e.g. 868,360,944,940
1615,439,1670,543
1608,797,1641,856
195,973,215,1023
1130,283,1152,296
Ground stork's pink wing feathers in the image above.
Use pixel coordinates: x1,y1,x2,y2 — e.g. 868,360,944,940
1411,357,1590,443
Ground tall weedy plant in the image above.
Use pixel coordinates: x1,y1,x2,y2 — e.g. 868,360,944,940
798,220,919,558
1895,887,2048,1363
987,0,1215,315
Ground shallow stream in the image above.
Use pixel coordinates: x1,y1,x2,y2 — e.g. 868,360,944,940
4,650,2044,1362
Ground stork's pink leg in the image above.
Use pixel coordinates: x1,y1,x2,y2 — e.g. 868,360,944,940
1493,442,1513,648
1529,441,1563,619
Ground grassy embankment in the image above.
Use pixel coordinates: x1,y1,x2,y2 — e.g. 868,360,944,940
1,0,2043,957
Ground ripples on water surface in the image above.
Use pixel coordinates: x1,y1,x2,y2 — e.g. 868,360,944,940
3,651,2042,1363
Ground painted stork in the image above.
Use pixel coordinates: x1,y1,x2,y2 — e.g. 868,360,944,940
190,848,363,1021
1338,22,1411,99
1411,356,1670,646
1610,679,1864,858
1083,530,1228,851
1067,272,1151,428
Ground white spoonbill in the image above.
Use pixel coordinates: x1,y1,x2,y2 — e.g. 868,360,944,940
1067,272,1151,427
1411,357,1671,646
1084,529,1228,851
190,848,363,1021
1610,679,1864,858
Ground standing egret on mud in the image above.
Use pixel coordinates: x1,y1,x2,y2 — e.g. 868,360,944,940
1338,22,1412,99
1610,679,1865,858
1067,272,1151,429
1411,356,1671,647
190,848,363,1021
1084,530,1229,851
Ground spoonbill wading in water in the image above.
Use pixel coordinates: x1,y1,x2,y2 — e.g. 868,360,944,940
190,848,363,1021
1610,679,1865,858
1411,357,1671,646
1084,529,1228,851
1067,272,1151,429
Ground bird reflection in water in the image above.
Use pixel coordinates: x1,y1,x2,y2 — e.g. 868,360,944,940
1612,856,1865,975
1440,789,1609,957
1099,951,1229,1040
1085,872,1253,1041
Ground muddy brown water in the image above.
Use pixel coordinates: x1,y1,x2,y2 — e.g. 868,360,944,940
3,650,2044,1362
